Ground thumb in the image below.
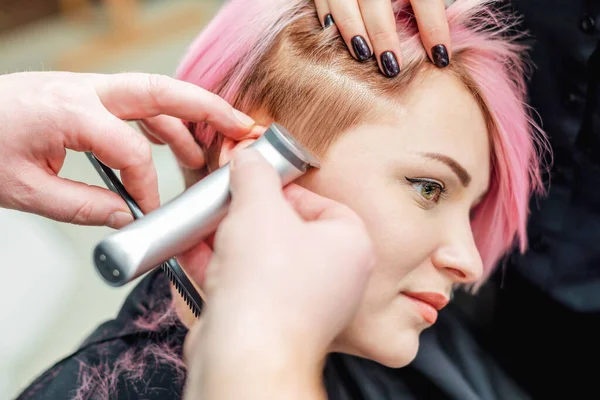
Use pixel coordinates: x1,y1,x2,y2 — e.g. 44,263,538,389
228,149,285,214
24,171,133,228
177,240,213,290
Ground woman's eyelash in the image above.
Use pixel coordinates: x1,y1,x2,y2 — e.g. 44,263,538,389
405,177,448,204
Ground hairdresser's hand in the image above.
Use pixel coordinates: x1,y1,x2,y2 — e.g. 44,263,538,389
314,0,451,76
183,149,374,399
0,71,255,228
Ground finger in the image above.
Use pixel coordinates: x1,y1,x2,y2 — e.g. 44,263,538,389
283,184,362,223
177,241,213,291
410,0,451,68
66,110,160,213
314,0,334,28
22,169,134,228
138,115,205,169
228,149,285,215
328,0,373,62
137,120,165,145
358,0,402,77
183,317,206,367
92,73,256,139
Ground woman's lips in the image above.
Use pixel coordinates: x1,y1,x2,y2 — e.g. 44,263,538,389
403,292,449,325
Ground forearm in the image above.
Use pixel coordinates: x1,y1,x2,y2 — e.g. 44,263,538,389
186,354,325,400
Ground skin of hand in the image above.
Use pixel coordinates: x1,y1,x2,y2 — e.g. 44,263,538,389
183,149,375,400
0,71,256,228
314,0,452,76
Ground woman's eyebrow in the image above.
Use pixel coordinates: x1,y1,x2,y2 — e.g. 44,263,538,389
419,152,471,187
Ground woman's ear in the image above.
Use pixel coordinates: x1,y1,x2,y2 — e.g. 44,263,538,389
218,125,268,167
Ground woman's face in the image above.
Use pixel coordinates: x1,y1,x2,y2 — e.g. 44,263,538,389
295,70,490,367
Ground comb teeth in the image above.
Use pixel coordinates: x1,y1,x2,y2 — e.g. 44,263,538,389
160,263,202,319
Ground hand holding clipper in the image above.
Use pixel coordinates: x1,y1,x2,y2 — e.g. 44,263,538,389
93,123,320,286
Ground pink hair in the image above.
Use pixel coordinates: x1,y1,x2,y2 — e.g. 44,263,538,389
175,0,548,283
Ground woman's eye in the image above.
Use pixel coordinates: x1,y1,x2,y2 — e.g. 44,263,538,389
406,178,445,203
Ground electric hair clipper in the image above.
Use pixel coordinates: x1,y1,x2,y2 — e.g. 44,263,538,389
86,152,204,317
93,123,320,287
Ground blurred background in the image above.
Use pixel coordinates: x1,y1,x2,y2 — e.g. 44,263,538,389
0,0,221,397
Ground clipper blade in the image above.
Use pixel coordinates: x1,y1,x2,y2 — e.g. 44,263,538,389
161,259,203,318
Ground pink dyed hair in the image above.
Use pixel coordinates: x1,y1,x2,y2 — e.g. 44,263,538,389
175,0,547,282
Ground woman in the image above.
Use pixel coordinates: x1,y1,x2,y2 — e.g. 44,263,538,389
19,0,545,398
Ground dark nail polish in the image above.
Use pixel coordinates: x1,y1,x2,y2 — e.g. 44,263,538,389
380,51,400,77
324,14,334,28
431,44,449,68
351,36,372,62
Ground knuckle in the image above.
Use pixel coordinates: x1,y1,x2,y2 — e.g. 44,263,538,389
206,91,222,105
145,74,172,110
205,93,228,118
133,138,153,164
424,24,443,36
122,133,152,169
39,79,68,102
335,14,361,32
39,82,74,115
70,199,95,225
369,29,398,46
38,81,91,135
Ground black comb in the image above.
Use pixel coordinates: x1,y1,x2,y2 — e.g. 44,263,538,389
85,152,203,318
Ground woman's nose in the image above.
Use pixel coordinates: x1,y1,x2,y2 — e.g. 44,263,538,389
432,225,484,283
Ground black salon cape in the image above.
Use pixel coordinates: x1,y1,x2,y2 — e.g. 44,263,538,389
17,270,528,400
455,1,600,397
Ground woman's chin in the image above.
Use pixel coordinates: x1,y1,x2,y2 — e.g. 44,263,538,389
377,342,420,368
335,328,421,369
367,337,420,368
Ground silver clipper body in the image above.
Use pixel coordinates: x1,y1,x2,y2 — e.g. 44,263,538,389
94,123,320,286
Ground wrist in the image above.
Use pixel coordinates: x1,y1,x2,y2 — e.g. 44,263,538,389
193,311,326,399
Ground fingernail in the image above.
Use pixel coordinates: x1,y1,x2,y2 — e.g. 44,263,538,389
324,14,334,28
231,149,261,169
107,211,134,229
232,109,255,127
380,51,400,77
431,44,450,68
351,36,372,62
